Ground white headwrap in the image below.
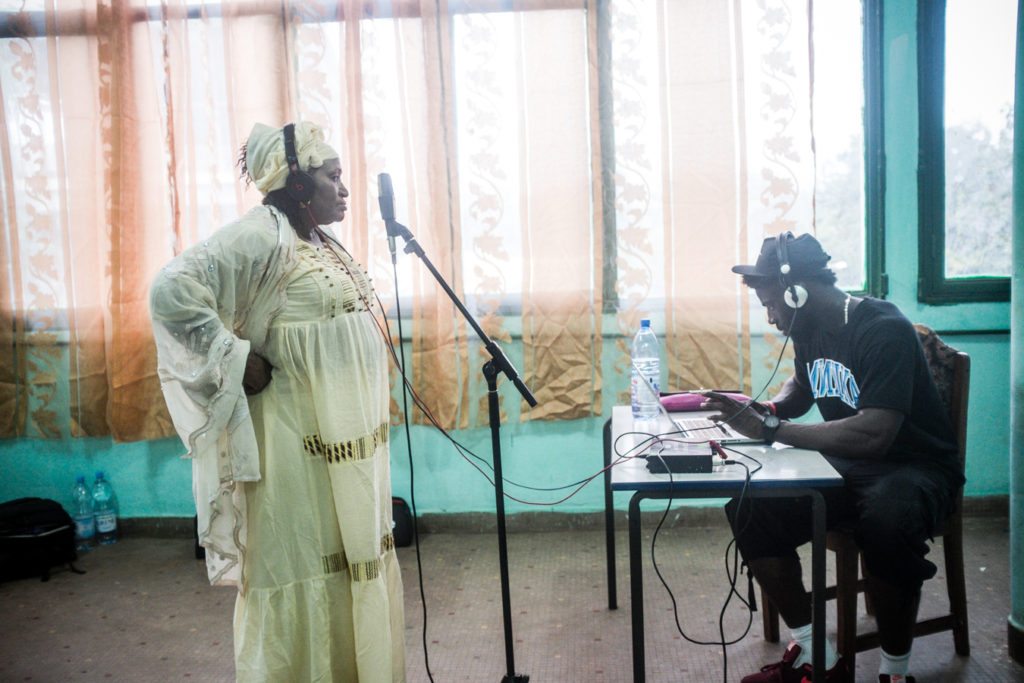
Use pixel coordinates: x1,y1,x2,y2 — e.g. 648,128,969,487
245,121,339,195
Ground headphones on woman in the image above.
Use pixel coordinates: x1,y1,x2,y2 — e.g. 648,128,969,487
776,231,808,309
283,123,316,206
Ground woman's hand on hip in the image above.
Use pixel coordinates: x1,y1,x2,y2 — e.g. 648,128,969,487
243,351,273,396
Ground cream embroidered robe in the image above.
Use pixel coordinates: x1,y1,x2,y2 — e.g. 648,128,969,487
150,205,405,682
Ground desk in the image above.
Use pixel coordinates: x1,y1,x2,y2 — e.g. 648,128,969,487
603,406,843,683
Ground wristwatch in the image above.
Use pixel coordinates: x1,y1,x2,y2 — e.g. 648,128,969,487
762,414,781,445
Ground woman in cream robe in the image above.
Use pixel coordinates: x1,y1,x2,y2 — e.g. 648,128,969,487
150,122,404,682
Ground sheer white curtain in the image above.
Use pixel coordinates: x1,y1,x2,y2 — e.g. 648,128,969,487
0,0,818,438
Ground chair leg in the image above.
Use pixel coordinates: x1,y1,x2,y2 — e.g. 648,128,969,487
835,543,860,681
762,586,781,643
943,523,971,656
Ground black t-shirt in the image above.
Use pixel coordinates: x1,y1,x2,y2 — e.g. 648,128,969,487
791,298,964,485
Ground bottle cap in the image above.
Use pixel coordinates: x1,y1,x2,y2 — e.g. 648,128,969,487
95,471,104,479
640,318,651,328
76,475,85,484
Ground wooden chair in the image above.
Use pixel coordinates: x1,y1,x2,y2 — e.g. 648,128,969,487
760,324,971,678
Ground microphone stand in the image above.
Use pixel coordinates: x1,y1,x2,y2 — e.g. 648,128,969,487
386,218,534,683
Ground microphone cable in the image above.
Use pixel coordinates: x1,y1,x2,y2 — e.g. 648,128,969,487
326,224,688,506
637,305,797,683
321,221,801,682
319,230,443,681
674,306,798,443
717,304,799,430
636,430,765,683
343,248,639,507
314,229,438,680
322,227,657,682
389,252,436,683
611,420,767,683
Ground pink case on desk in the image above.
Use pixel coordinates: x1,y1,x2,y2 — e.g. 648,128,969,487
659,392,751,412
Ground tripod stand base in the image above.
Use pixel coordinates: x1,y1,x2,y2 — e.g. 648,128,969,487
501,675,529,683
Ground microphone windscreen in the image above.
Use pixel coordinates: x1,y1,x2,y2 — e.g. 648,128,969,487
377,173,395,221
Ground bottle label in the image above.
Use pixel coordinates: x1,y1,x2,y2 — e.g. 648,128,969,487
96,512,117,533
631,364,661,419
631,375,660,398
75,516,96,539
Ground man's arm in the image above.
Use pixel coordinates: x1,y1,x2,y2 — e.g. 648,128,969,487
767,376,815,420
703,390,904,459
774,407,904,458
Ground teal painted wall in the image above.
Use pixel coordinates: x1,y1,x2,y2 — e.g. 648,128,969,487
880,1,1011,502
0,0,1013,518
0,436,193,517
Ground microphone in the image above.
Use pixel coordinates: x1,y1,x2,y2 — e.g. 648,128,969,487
377,173,397,259
378,172,396,222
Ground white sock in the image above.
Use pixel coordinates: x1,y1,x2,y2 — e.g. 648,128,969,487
789,623,839,670
879,648,911,677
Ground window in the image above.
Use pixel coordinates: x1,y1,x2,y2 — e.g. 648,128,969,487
918,0,1015,304
812,0,886,296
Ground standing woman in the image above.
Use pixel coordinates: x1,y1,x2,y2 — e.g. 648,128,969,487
150,122,405,682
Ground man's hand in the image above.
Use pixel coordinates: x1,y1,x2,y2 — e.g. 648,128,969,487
243,351,273,396
700,391,765,439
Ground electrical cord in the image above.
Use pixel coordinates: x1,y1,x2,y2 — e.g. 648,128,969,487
638,307,795,683
390,256,436,683
718,304,799,427
317,227,800,682
334,251,637,507
323,231,624,501
324,228,804,683
321,234,634,683
313,232,436,681
662,303,800,447
640,434,761,683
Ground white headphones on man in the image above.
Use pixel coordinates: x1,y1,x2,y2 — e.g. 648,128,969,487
776,231,808,309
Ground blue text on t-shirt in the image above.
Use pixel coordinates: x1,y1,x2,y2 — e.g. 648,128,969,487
805,358,860,410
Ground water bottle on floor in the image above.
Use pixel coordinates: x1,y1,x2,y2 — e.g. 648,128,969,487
92,471,119,545
630,318,661,421
72,475,95,553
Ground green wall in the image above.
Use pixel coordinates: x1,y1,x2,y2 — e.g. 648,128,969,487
880,0,1011,501
0,436,193,518
0,0,1012,518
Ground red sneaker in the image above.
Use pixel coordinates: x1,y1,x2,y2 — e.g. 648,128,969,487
741,642,849,683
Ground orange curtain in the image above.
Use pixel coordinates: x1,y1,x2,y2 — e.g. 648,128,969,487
0,0,818,439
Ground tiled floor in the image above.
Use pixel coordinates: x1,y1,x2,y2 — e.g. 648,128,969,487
0,515,1018,682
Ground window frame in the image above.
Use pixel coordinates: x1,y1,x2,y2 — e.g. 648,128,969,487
916,0,1011,304
862,0,887,298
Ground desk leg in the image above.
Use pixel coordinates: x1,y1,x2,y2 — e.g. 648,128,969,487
603,418,617,610
811,490,826,683
629,494,645,683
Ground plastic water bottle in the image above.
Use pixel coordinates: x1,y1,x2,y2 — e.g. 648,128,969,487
92,471,119,545
71,475,95,552
631,318,661,421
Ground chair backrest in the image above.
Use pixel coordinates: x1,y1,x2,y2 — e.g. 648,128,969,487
913,323,971,475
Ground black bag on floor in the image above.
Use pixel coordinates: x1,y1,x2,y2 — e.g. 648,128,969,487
0,497,81,582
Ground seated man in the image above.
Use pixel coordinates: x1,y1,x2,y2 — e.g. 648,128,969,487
703,232,964,683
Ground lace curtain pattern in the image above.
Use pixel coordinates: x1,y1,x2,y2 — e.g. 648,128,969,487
0,0,814,440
